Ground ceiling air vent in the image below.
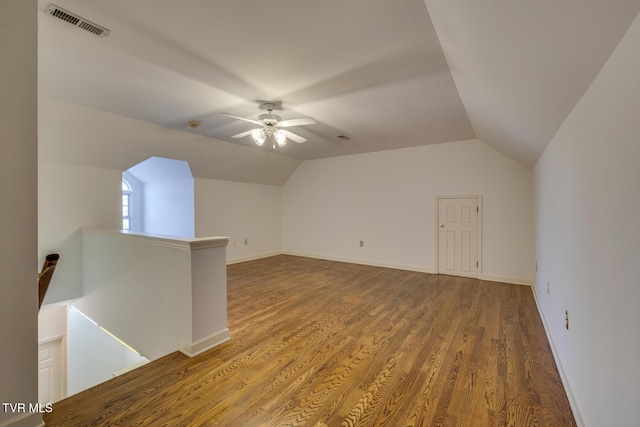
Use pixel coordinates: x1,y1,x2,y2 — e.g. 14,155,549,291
45,4,111,38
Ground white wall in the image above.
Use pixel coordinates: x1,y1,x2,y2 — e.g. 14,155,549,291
189,245,229,351
67,306,147,396
76,229,192,361
39,162,121,304
195,178,282,263
76,229,229,360
533,11,640,427
144,178,195,237
0,1,39,425
283,139,534,283
126,156,195,237
38,305,67,344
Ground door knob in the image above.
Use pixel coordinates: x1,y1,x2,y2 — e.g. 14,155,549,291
439,224,444,228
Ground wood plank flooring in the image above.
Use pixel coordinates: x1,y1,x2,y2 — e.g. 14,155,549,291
44,255,575,426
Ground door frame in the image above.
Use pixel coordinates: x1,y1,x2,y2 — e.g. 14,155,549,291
435,194,483,278
38,335,67,404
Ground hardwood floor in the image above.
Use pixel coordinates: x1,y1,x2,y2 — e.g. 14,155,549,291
44,255,575,426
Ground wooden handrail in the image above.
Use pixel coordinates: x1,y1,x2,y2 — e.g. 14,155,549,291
38,254,59,310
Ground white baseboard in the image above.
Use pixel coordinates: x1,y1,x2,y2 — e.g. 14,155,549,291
241,252,541,286
229,252,532,288
0,413,44,427
530,285,585,427
227,252,283,265
480,273,532,286
180,328,230,358
282,251,435,274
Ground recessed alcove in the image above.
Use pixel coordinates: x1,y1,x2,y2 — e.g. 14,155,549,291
124,156,195,237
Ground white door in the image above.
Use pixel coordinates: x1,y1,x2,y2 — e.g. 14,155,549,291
38,338,65,405
437,197,479,278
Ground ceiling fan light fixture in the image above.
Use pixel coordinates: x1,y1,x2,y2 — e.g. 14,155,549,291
251,128,266,146
275,130,287,147
224,102,314,148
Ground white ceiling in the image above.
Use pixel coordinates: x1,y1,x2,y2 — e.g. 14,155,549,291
126,156,192,184
38,0,640,170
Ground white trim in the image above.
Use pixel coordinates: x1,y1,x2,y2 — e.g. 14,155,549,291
188,238,229,251
530,285,585,427
40,300,75,310
121,180,132,231
36,335,68,404
81,227,229,250
227,251,283,265
0,413,44,427
36,334,65,346
236,252,534,287
435,195,483,278
282,251,436,274
480,273,531,286
180,328,230,358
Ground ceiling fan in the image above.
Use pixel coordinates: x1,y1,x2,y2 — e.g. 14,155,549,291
221,102,316,149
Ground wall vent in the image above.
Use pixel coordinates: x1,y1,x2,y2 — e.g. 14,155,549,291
45,4,111,38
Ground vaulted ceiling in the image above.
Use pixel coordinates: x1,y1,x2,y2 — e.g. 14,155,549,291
38,0,640,171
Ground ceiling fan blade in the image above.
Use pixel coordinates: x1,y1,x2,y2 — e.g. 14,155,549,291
220,113,262,126
231,130,255,139
278,117,317,127
284,130,307,143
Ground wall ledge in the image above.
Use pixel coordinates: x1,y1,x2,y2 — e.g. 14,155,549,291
81,227,228,250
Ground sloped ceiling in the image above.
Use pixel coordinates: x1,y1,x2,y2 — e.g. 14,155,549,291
38,0,640,180
425,0,640,167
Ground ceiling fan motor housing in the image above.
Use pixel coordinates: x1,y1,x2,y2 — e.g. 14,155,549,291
258,113,282,125
260,101,281,111
225,101,313,144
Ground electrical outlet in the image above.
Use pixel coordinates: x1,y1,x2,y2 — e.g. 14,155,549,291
244,239,248,245
359,240,364,247
565,310,569,330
